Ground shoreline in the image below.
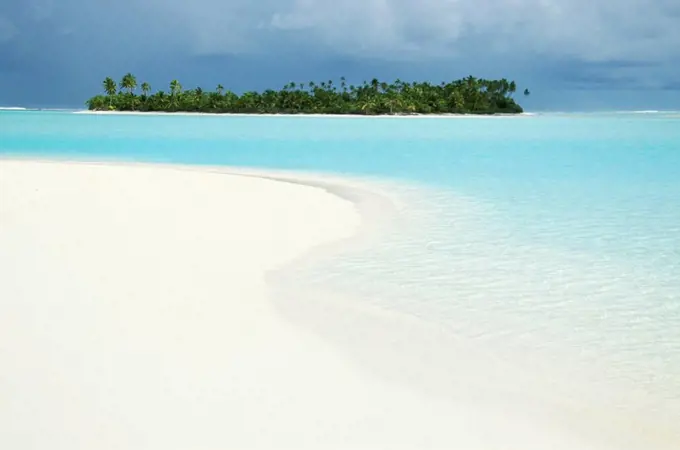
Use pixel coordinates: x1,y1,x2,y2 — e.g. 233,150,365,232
73,109,535,118
1,158,677,449
0,160,375,449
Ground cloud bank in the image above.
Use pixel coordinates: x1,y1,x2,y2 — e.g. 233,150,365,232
0,0,678,107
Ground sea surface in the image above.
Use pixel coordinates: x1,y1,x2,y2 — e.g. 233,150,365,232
2,110,680,443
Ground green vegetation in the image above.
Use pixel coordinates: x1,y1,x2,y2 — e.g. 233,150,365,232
86,74,526,115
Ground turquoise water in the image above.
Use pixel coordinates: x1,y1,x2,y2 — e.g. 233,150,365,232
2,111,680,429
3,112,679,262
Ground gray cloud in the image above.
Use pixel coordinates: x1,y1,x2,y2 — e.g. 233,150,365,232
0,0,678,107
4,0,677,61
153,0,680,63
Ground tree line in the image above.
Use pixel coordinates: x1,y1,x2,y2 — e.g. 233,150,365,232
86,73,529,115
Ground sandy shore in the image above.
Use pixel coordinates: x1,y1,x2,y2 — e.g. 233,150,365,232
0,160,673,450
73,110,530,118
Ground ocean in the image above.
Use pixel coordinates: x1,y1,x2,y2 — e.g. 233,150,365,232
2,110,679,444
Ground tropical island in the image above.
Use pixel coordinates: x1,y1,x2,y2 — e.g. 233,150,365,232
86,73,529,115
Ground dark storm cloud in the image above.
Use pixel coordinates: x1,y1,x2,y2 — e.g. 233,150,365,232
0,0,678,107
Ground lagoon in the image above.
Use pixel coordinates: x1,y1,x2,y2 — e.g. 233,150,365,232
1,110,679,447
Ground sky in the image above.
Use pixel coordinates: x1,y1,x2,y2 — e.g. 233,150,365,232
0,0,679,110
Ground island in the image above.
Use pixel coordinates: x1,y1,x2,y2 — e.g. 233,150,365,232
86,73,528,115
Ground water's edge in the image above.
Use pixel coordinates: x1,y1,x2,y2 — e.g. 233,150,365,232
3,157,679,449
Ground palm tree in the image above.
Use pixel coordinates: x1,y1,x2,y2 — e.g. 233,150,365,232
360,97,378,115
102,77,117,109
170,80,182,96
103,77,117,96
120,73,137,95
463,75,480,111
88,74,525,115
449,90,465,112
386,94,402,114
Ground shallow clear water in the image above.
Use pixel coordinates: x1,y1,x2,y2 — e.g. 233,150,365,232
2,111,680,428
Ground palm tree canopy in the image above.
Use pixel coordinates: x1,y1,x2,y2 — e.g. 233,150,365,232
88,74,526,115
103,77,117,96
169,80,182,95
120,73,137,94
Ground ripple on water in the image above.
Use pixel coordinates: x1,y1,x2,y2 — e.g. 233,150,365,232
271,179,680,435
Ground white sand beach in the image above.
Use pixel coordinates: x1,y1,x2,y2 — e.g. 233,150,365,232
0,160,676,450
73,110,525,119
